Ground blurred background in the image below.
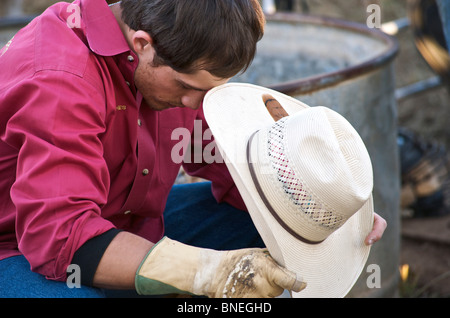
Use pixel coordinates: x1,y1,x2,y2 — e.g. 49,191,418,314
1,0,449,297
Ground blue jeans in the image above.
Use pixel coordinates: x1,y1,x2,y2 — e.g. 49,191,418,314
0,182,264,297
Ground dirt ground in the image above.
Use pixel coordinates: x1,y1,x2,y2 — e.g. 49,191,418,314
1,0,449,297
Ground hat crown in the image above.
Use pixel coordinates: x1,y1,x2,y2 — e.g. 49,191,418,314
285,107,373,214
250,106,373,242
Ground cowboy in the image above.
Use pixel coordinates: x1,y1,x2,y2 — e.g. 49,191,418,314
0,0,386,297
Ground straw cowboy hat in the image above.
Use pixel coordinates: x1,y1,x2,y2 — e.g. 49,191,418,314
203,83,374,298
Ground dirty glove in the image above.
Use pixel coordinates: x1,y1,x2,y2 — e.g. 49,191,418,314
135,237,306,298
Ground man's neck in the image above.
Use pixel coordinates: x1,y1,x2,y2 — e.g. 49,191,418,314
109,2,135,51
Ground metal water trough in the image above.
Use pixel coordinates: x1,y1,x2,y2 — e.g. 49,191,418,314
233,13,401,297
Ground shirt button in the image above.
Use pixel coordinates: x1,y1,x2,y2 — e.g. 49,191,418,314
142,169,149,176
137,119,142,126
124,210,132,215
127,55,135,62
125,81,131,86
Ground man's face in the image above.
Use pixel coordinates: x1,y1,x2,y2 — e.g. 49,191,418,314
134,42,230,111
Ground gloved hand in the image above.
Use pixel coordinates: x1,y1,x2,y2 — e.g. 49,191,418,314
135,237,306,298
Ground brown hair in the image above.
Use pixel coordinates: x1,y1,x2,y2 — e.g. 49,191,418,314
120,0,265,78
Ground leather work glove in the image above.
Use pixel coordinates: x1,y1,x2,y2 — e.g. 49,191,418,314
135,237,306,298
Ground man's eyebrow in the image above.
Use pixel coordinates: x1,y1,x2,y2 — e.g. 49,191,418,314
177,79,210,92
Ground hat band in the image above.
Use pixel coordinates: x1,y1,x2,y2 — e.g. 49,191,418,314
246,131,324,245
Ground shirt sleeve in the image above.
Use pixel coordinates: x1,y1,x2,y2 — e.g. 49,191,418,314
4,70,117,281
71,228,122,286
181,106,247,212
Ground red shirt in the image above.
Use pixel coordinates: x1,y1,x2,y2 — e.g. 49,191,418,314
0,0,244,281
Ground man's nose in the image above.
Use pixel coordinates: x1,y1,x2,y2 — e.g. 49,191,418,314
181,90,207,110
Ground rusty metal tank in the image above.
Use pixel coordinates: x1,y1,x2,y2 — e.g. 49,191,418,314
233,13,400,297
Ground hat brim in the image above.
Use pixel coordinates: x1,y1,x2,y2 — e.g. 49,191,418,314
203,83,373,298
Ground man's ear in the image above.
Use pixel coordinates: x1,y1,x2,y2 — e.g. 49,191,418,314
131,30,153,55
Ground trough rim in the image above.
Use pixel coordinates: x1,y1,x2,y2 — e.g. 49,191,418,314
264,12,400,95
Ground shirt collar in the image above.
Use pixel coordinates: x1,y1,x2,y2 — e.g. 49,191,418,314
81,0,131,56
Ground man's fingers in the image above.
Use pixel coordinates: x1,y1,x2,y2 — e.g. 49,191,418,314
291,276,307,292
263,94,289,121
273,267,307,293
365,212,387,245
